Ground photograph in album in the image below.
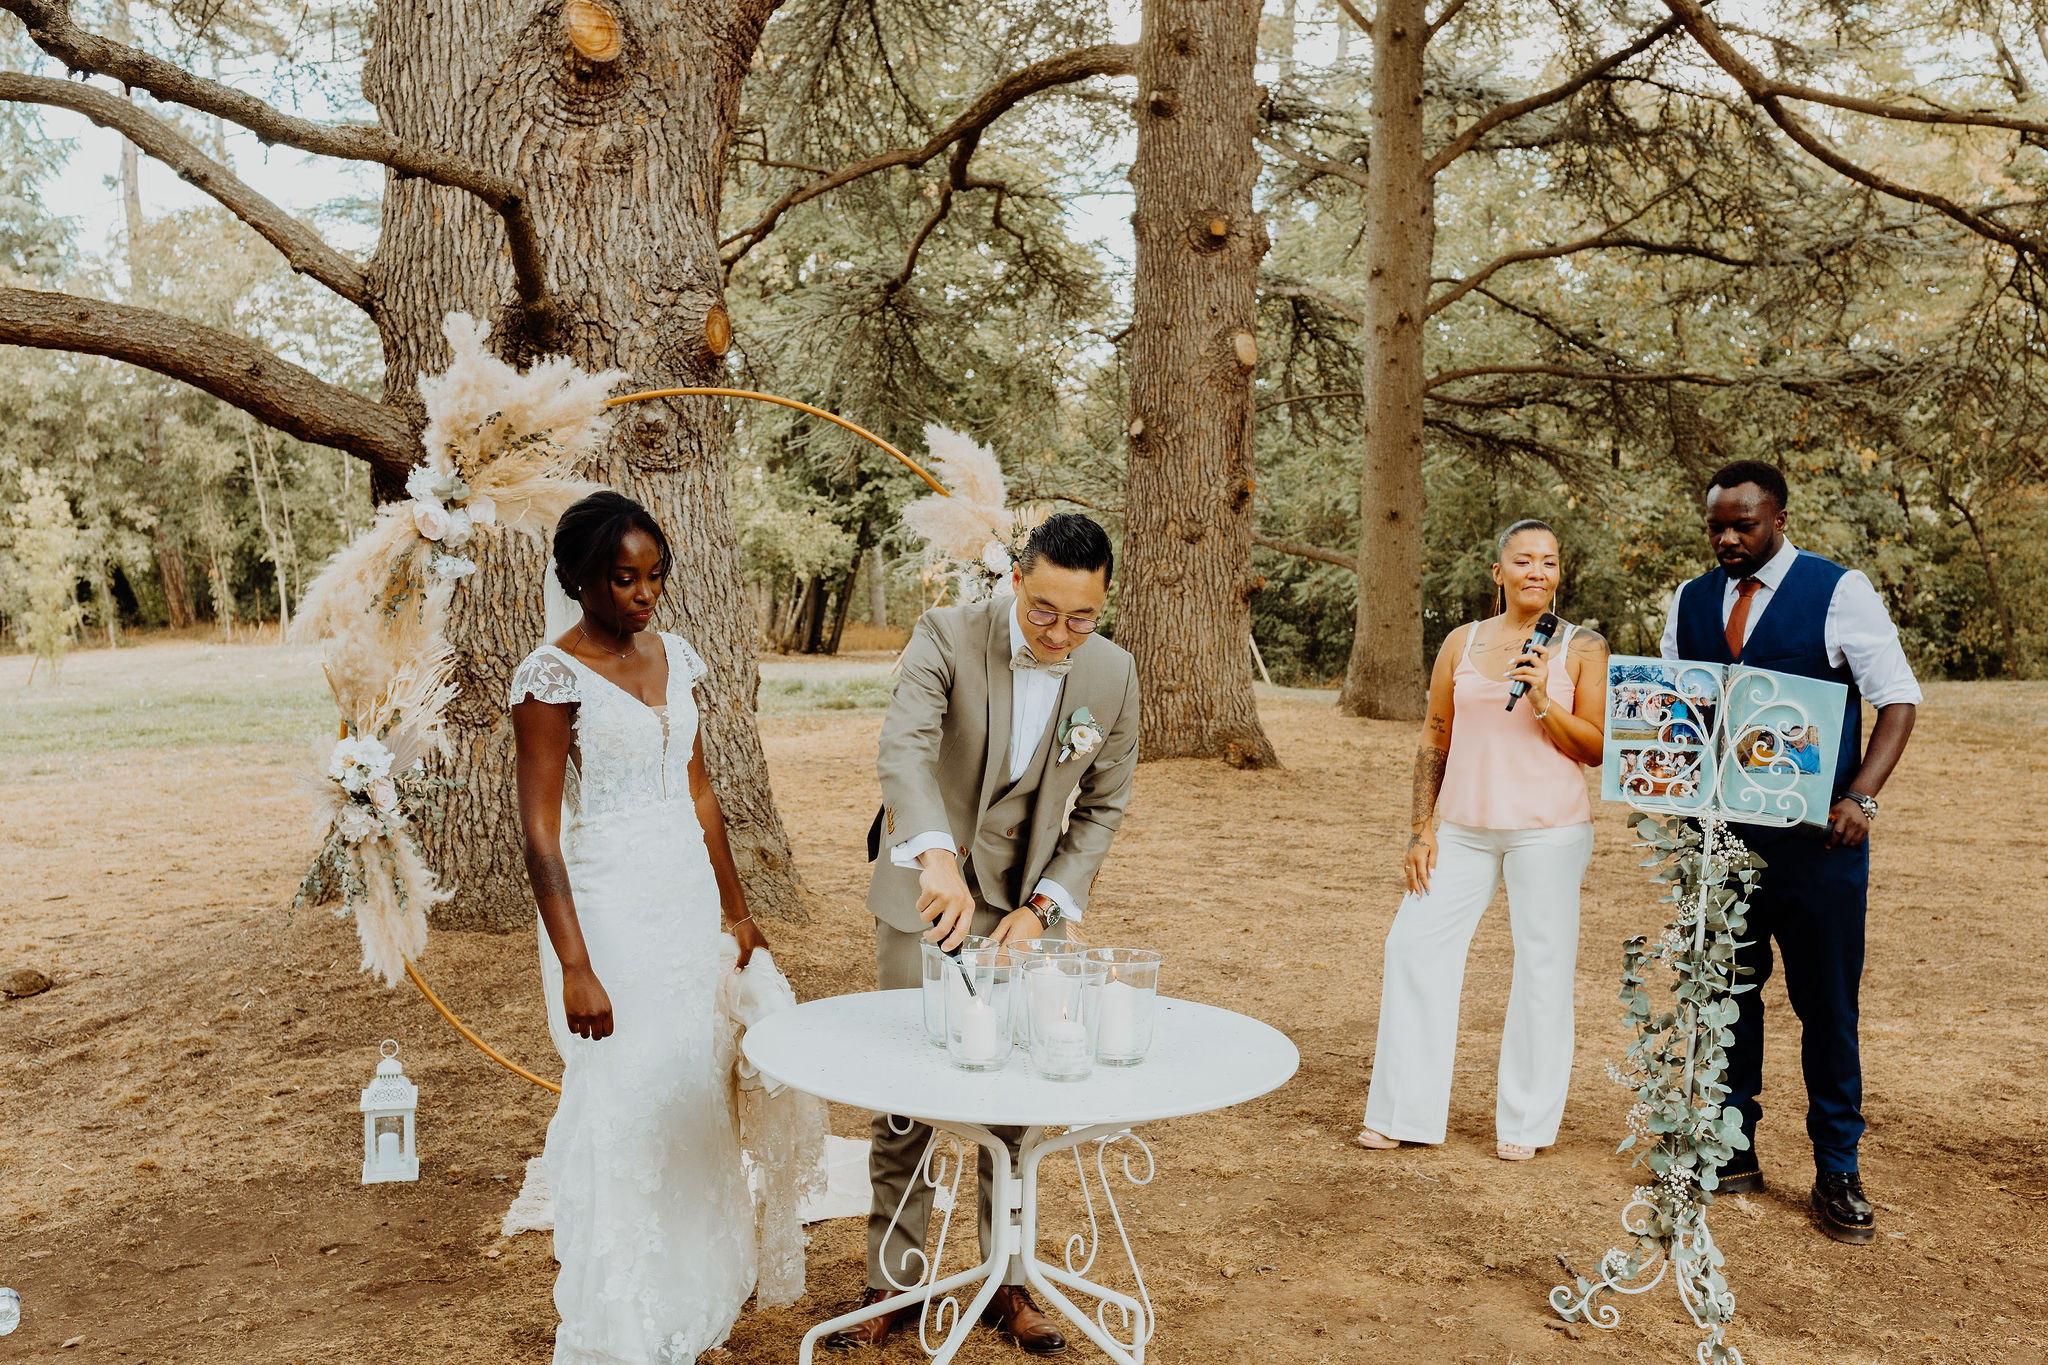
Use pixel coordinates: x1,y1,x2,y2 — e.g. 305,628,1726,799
1600,657,1847,827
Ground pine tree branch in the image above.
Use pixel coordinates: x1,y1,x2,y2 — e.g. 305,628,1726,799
1426,182,1695,317
1256,131,1369,189
1426,0,1472,40
0,287,416,478
1663,0,2048,136
1660,0,2048,255
1332,0,1374,39
1256,389,1364,411
1423,17,1682,177
0,72,372,311
1252,530,1356,569
1261,278,1366,325
1427,363,1734,388
720,43,1139,268
0,0,551,317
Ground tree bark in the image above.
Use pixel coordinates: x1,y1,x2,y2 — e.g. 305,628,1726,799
1336,0,1433,721
364,0,801,928
1122,0,1278,769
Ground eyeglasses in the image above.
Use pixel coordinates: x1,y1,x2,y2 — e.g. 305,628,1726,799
1023,607,1100,635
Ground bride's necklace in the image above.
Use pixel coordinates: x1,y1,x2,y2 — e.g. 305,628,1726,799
575,625,634,660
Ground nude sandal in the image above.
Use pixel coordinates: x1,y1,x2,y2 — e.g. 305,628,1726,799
1355,1127,1401,1150
1495,1142,1536,1161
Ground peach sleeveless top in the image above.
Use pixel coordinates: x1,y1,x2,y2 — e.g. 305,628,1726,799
1436,620,1592,830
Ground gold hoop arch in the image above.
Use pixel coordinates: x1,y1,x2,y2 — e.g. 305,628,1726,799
605,387,951,496
407,386,946,1092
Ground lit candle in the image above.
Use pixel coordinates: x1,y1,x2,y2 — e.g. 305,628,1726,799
1097,976,1140,1058
1041,1018,1090,1076
960,996,1001,1065
377,1130,401,1163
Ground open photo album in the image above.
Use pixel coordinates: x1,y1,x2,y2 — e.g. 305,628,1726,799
1601,656,1848,827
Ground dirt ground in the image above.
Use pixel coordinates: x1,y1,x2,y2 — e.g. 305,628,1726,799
3,641,2045,1365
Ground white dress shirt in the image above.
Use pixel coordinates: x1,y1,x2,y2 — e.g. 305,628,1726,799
889,598,1081,921
1658,540,1923,708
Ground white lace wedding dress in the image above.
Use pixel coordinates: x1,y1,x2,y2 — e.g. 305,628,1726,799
510,632,756,1364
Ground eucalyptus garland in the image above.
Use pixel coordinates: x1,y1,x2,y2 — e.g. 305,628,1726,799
1552,811,1763,1365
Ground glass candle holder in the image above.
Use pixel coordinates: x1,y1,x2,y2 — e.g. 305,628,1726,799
1004,940,1080,1045
1026,954,1106,1081
920,934,993,1048
1084,948,1161,1066
944,946,1016,1072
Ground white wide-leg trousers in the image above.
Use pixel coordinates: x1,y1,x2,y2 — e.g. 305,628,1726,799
1363,820,1595,1148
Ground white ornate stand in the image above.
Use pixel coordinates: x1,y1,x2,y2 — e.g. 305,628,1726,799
1556,661,1833,1364
741,992,1298,1364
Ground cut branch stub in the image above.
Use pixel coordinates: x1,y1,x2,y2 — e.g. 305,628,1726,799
1147,88,1180,118
565,0,623,61
1232,331,1258,368
704,303,732,356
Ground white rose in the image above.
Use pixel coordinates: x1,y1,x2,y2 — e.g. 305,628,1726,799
366,776,399,813
1068,723,1103,757
442,507,474,547
466,493,497,528
981,540,1013,575
412,500,451,541
328,735,394,792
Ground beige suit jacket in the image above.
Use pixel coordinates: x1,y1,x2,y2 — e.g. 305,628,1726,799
866,596,1141,934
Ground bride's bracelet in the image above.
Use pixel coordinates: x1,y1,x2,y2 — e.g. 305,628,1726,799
726,913,754,930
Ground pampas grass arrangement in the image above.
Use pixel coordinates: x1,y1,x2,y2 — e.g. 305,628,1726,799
291,314,617,984
897,425,1045,601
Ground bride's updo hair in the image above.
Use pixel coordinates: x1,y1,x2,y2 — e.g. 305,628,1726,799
553,490,674,600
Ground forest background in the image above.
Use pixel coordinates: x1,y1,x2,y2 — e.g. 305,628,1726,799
1,0,2044,690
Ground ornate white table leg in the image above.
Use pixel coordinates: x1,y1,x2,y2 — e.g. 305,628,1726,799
1019,1123,1154,1364
799,1117,1013,1365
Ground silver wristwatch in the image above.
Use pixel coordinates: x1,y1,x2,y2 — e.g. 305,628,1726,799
1845,791,1879,822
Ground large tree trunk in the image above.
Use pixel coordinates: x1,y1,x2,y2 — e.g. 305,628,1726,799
1336,0,1432,721
366,0,799,929
1121,0,1278,769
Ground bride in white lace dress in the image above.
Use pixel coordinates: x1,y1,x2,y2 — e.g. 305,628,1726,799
510,491,775,1364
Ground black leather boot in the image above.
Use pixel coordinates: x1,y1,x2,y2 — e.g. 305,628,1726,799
1810,1170,1875,1244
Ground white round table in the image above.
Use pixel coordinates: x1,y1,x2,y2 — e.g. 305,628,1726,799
744,990,1299,1364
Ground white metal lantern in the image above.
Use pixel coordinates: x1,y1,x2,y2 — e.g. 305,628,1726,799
359,1039,419,1185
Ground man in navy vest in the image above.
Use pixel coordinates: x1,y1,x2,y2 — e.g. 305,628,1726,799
1661,460,1919,1244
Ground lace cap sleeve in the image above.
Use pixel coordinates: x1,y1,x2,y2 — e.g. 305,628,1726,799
667,634,710,689
510,648,580,706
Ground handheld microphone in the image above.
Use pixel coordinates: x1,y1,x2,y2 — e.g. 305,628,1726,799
1505,611,1560,712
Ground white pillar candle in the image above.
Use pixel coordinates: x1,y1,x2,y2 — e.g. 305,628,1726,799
946,969,974,1037
1041,1019,1090,1075
377,1130,401,1163
1097,977,1141,1057
1029,964,1066,1035
960,996,1001,1064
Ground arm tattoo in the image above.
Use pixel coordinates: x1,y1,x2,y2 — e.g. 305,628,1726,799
524,847,574,904
1410,744,1448,842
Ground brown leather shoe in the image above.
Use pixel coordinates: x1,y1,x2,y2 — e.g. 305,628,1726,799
981,1285,1067,1355
822,1288,914,1351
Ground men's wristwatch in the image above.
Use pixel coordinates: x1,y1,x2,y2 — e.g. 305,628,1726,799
1025,892,1064,932
1844,791,1880,822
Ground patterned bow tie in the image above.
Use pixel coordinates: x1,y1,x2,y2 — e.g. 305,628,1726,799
1011,647,1073,677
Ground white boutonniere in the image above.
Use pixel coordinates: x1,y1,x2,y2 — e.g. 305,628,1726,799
1057,706,1103,764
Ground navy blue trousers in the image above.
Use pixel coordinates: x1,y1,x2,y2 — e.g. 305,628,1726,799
1727,826,1870,1174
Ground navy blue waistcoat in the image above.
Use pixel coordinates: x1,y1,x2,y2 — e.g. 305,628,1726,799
1674,551,1862,797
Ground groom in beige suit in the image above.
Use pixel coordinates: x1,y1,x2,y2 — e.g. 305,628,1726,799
826,514,1139,1356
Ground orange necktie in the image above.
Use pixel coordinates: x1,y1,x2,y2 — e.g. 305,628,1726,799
1724,577,1762,660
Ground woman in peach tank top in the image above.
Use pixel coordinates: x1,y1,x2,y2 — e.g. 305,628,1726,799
1356,520,1608,1161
